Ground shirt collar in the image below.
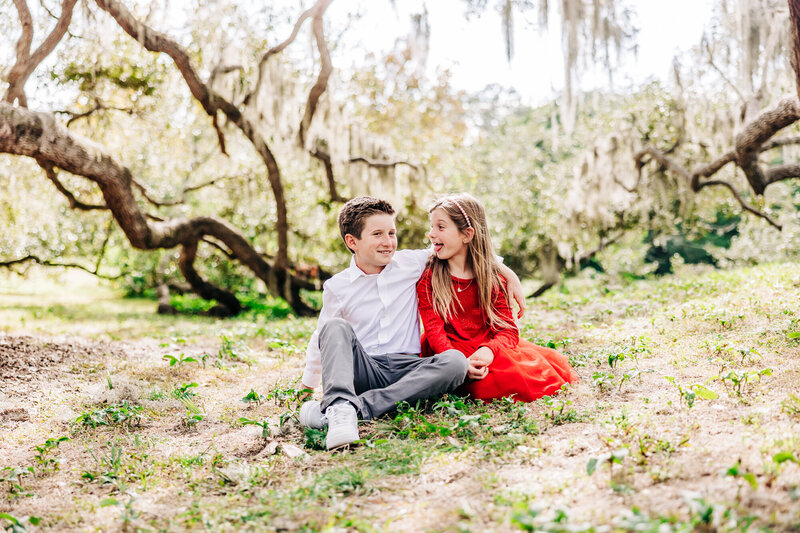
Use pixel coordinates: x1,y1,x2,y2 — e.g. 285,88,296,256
345,254,398,282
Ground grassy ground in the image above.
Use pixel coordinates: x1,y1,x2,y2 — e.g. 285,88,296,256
1,264,799,532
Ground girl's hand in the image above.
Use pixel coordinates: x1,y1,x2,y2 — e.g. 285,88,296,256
467,347,494,380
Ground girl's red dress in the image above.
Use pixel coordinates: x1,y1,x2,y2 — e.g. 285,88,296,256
417,269,578,402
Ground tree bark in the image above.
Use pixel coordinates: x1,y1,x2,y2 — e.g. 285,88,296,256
0,103,317,315
789,0,800,99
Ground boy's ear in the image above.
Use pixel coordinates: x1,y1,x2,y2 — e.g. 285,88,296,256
344,233,359,251
462,227,475,243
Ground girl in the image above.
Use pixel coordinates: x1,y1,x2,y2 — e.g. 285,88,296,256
417,193,578,402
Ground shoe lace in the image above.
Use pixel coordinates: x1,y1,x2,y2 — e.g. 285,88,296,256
327,404,355,426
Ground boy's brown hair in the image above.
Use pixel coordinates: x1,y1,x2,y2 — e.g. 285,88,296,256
338,196,395,253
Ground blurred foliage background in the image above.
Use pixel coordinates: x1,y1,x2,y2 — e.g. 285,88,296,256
1,0,799,312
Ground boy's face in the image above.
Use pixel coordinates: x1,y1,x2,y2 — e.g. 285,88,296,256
346,213,397,274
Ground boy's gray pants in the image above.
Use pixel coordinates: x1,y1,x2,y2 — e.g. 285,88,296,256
319,318,469,419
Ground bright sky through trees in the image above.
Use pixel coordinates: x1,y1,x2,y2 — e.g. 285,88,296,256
334,0,715,104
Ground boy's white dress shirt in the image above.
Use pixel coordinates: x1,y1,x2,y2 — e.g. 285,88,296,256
301,249,431,389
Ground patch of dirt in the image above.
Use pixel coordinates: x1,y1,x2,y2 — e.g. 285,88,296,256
0,334,124,383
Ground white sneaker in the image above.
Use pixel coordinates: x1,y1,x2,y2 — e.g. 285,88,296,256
299,400,326,429
324,403,359,450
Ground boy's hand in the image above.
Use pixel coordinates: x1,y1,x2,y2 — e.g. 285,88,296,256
298,384,314,401
467,347,494,380
497,264,526,318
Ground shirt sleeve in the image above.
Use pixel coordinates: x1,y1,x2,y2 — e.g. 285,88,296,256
301,282,342,389
416,270,456,354
480,278,520,355
404,248,434,275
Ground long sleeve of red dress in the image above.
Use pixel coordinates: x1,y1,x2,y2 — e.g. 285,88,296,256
480,280,520,356
416,269,457,355
417,268,519,358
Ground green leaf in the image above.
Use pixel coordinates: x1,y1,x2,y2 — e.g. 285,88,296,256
773,451,798,464
742,472,758,490
0,513,20,525
99,498,119,507
692,385,718,400
787,331,800,339
28,517,41,526
586,457,598,475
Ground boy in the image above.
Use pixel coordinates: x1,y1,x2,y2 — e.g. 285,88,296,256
299,196,524,449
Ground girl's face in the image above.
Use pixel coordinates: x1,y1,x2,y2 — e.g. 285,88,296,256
428,208,469,262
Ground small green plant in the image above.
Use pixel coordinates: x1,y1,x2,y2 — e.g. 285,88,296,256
664,377,718,409
172,382,198,399
217,335,252,365
32,436,70,472
491,397,539,435
83,443,124,488
180,397,204,426
607,352,625,368
304,427,327,450
538,388,583,425
100,493,139,531
241,389,262,405
591,371,615,391
162,353,199,367
74,402,144,430
238,417,270,439
781,393,800,418
389,402,455,439
0,513,41,533
617,368,654,391
725,460,758,502
82,440,153,492
266,384,312,408
0,467,34,497
587,448,628,476
587,448,631,493
718,368,773,398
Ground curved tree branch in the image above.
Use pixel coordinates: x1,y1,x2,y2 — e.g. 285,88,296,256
734,96,800,194
310,148,347,203
94,0,293,278
695,179,781,229
299,0,333,147
178,238,241,317
349,155,425,178
765,163,800,185
5,0,78,107
55,100,136,126
41,163,108,210
130,173,246,208
244,2,320,107
635,144,782,230
704,39,745,104
689,151,736,189
0,103,317,315
759,136,800,151
0,254,121,280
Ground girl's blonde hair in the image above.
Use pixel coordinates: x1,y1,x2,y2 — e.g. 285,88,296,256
426,193,513,330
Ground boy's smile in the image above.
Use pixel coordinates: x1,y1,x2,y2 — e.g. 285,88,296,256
346,213,397,275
